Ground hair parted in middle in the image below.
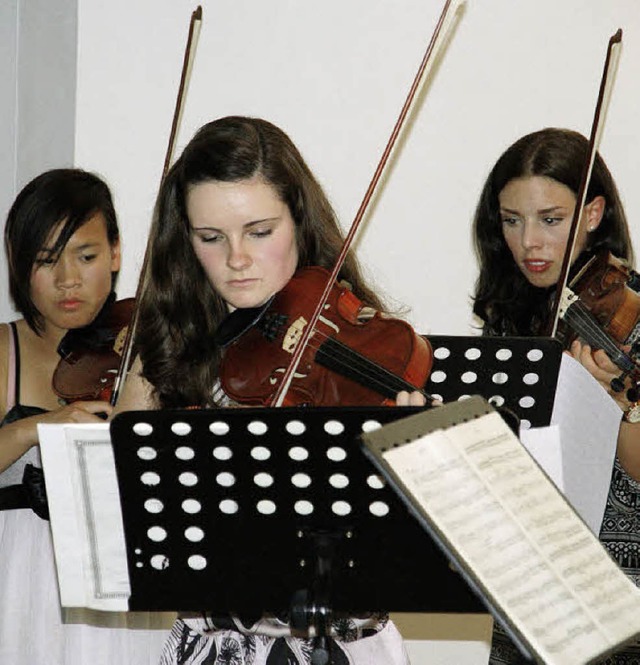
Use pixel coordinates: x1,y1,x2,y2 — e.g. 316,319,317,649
472,127,632,336
137,115,383,407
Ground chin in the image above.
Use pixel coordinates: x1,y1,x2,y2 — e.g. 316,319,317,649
226,296,265,310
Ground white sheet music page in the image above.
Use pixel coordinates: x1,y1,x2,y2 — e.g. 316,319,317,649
38,423,130,611
382,411,640,665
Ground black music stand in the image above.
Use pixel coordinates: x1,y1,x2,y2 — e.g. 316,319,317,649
110,406,487,662
425,335,562,428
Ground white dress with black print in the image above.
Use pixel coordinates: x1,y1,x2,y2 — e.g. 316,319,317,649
159,383,410,665
159,612,409,665
0,322,174,664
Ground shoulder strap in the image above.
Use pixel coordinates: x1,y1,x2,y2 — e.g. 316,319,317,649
6,322,19,411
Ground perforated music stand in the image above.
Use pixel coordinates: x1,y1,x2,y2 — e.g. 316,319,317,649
424,335,563,428
110,406,485,623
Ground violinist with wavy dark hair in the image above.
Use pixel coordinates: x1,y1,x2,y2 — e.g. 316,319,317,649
116,115,424,665
472,127,640,664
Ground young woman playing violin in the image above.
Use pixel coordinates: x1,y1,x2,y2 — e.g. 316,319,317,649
0,169,171,663
472,127,640,664
116,115,425,665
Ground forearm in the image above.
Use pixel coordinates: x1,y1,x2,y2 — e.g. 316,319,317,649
616,421,640,481
0,416,39,473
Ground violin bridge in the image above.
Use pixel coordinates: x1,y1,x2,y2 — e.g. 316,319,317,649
282,316,308,354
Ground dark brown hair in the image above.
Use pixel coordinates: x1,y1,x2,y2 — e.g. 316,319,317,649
138,116,383,407
472,128,631,335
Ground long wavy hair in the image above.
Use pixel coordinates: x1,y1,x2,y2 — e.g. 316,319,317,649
5,169,119,334
137,116,383,407
472,128,632,335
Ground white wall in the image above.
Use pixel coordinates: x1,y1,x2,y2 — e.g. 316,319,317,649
72,0,640,339
0,0,18,243
0,0,77,321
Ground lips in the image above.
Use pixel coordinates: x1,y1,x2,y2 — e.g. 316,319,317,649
58,299,83,311
227,279,257,288
523,259,552,273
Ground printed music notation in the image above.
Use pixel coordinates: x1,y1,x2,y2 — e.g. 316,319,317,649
362,397,640,665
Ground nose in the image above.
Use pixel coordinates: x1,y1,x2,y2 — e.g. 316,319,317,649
521,220,543,250
226,240,252,271
54,256,81,289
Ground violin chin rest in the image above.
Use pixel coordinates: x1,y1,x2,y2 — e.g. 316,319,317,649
214,298,273,347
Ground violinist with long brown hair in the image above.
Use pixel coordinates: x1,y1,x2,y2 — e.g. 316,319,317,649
0,169,171,664
116,115,425,665
472,127,640,664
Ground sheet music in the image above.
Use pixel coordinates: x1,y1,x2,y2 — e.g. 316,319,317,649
370,407,640,665
550,353,622,527
38,423,130,611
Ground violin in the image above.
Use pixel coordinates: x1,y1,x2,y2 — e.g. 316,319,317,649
558,249,640,391
52,297,135,402
218,267,433,407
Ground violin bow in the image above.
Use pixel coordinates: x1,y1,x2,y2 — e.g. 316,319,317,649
271,0,462,407
546,29,622,338
110,5,203,406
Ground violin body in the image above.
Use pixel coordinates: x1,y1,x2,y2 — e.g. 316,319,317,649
219,267,433,407
52,298,135,402
561,250,640,349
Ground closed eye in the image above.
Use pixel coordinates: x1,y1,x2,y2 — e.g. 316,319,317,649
249,228,273,239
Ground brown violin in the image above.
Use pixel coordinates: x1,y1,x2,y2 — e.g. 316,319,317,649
558,249,640,390
52,297,135,402
219,267,433,407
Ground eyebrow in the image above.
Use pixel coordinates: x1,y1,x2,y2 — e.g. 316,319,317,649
500,205,568,215
190,216,281,231
38,241,100,255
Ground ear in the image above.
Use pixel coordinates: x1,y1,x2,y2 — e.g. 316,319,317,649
585,195,605,232
110,239,122,272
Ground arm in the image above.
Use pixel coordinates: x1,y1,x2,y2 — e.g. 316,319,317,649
0,325,113,473
569,340,640,481
0,402,114,473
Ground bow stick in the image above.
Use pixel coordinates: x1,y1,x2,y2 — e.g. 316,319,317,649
110,5,203,406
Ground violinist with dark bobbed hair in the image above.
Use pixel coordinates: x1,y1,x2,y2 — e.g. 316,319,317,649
117,115,423,664
471,128,640,664
6,169,120,335
0,168,171,663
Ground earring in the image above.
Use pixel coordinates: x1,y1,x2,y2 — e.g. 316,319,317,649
588,226,594,232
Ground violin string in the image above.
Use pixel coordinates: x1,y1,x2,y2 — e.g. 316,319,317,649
563,300,636,370
319,336,423,397
285,324,431,399
565,306,626,358
565,304,624,354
